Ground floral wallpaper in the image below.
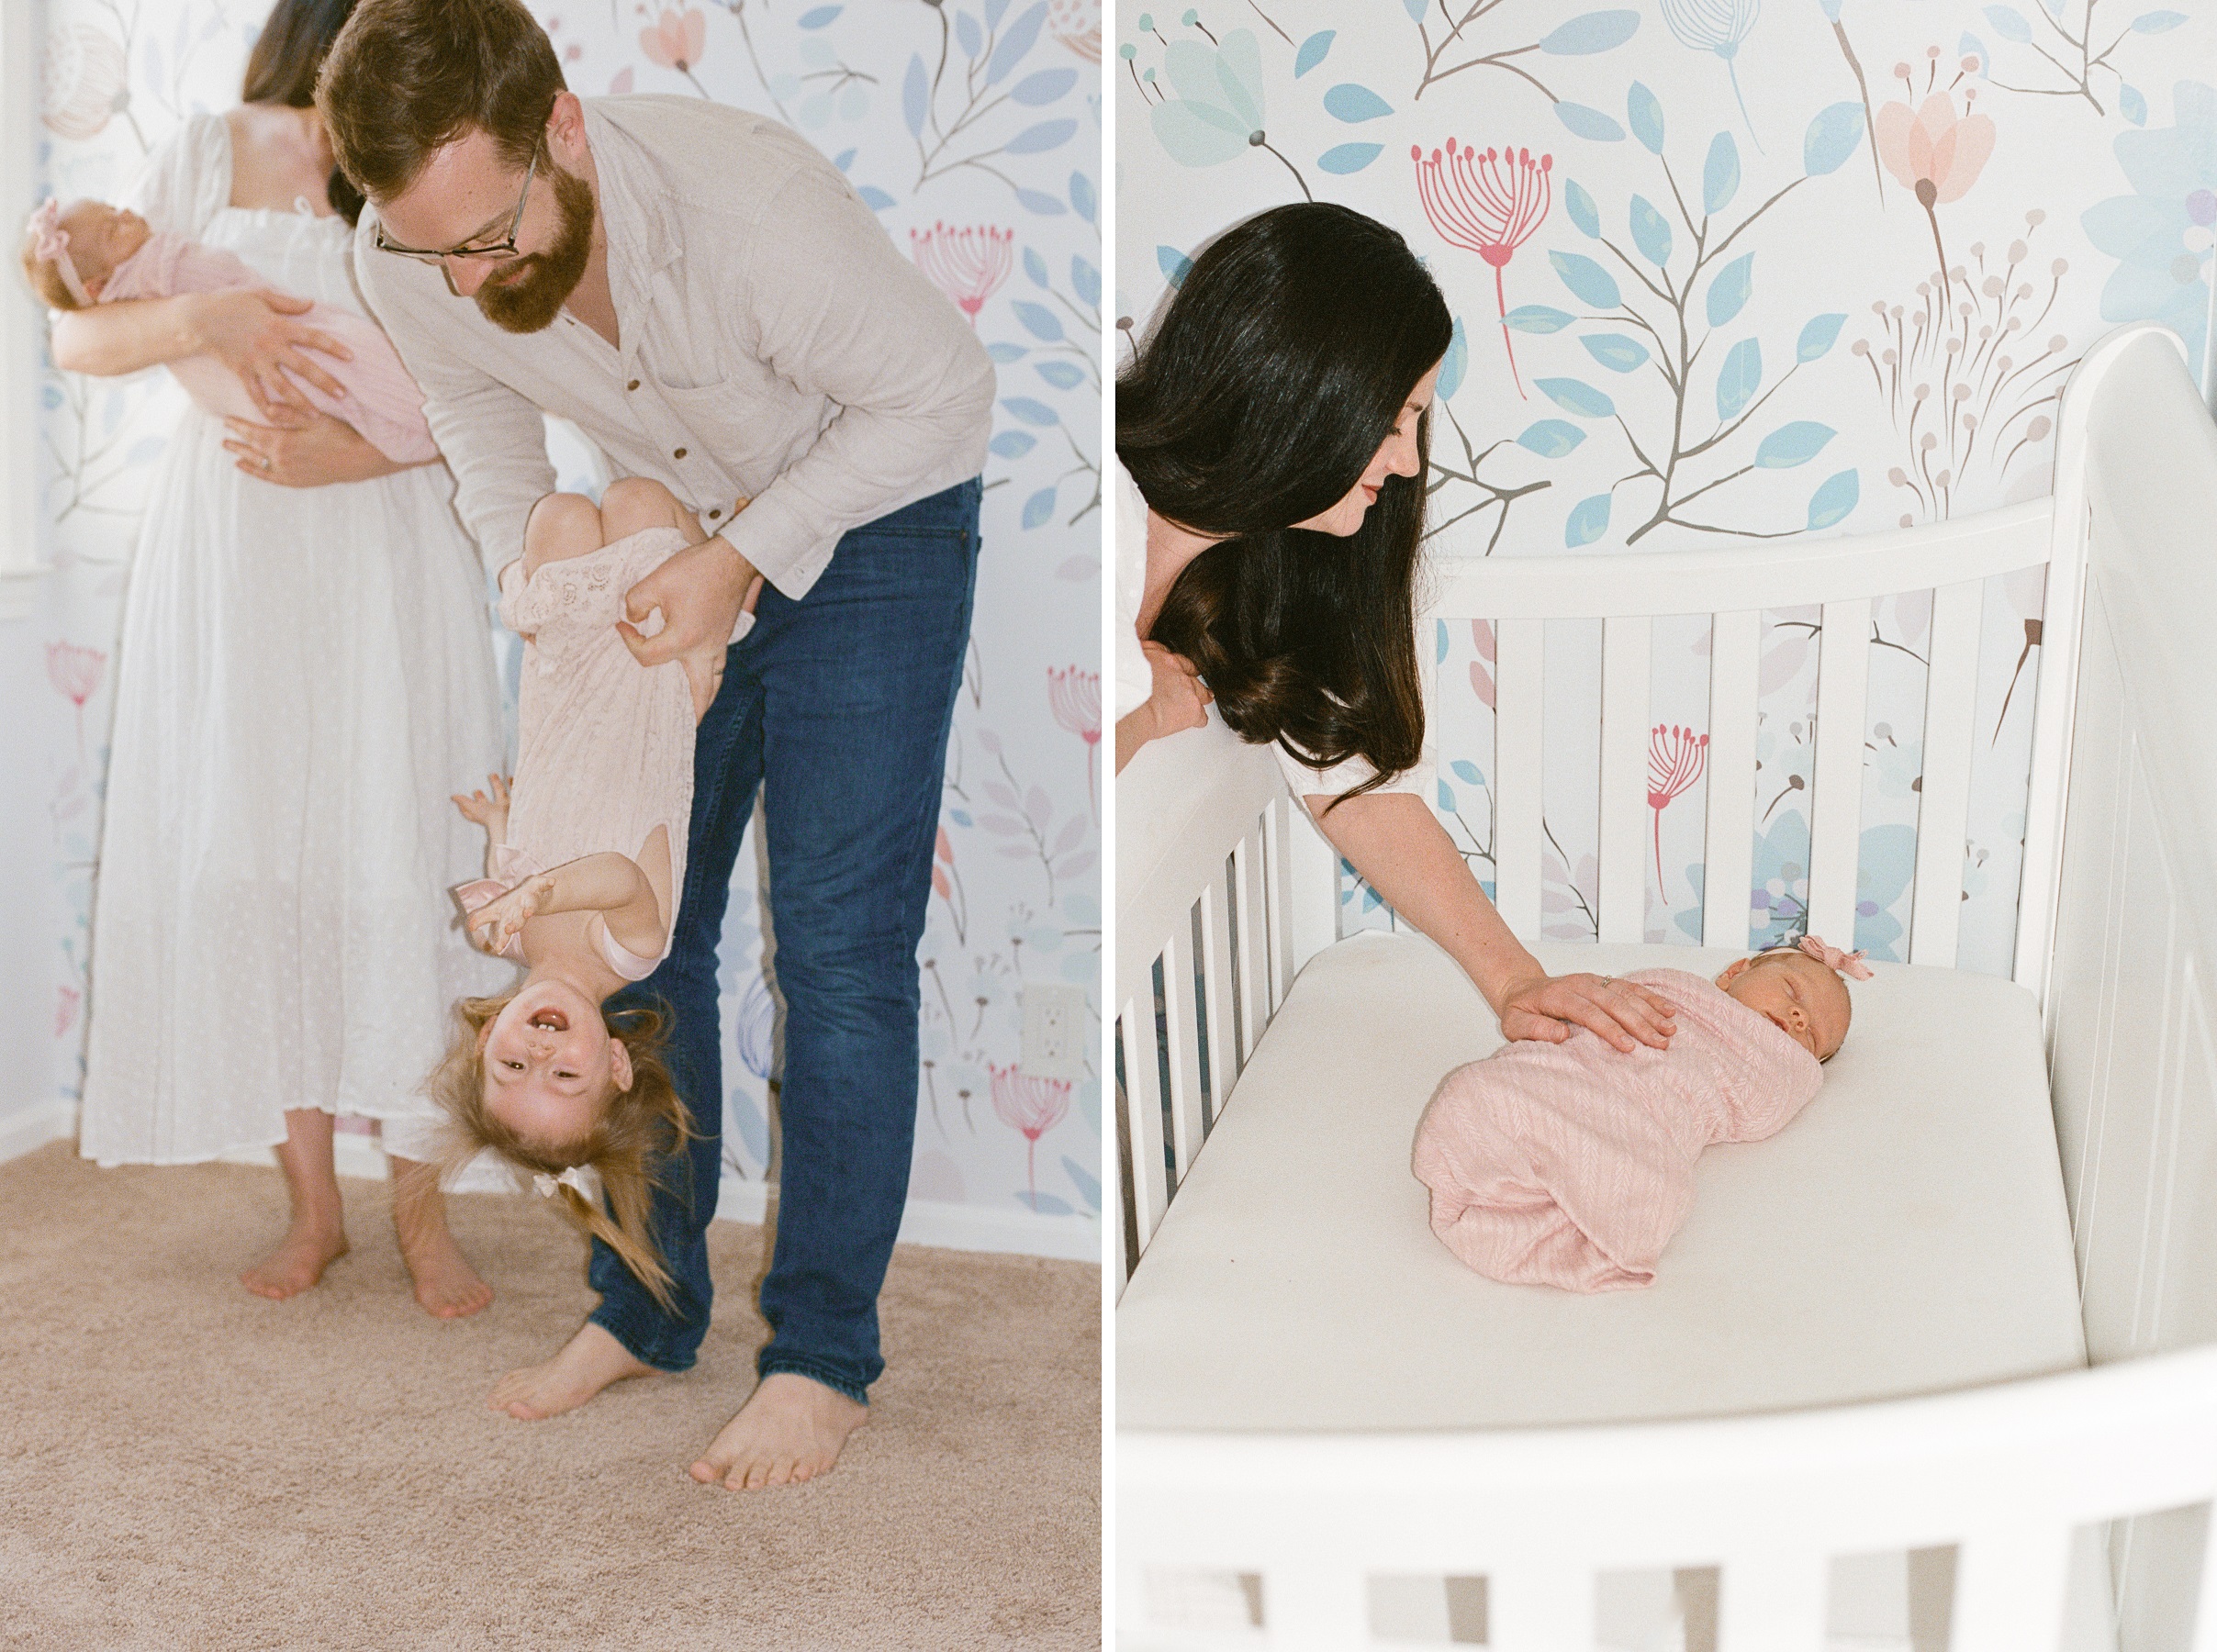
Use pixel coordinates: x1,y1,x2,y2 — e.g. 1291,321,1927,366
1115,0,2213,976
24,0,1103,1245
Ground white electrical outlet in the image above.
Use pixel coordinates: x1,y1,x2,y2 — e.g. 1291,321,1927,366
1019,983,1090,1081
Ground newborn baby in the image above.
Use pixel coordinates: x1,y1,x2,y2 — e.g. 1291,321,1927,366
19,196,436,463
1412,936,1870,1292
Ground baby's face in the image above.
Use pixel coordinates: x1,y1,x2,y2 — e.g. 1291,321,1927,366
478,978,631,1150
1718,951,1852,1061
62,200,151,288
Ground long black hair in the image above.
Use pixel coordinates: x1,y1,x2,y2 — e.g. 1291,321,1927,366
1117,203,1451,801
242,0,365,225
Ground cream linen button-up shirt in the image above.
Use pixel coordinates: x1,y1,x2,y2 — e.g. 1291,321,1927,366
353,95,996,597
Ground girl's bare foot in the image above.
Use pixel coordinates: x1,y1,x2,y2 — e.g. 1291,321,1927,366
488,1321,655,1420
389,1158,492,1320
689,1373,868,1491
241,1216,348,1300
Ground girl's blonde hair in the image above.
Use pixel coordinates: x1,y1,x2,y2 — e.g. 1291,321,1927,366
427,991,694,1311
19,230,86,312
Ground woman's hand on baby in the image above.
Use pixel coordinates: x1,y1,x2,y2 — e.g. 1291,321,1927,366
1140,642,1212,737
1497,971,1679,1054
450,774,512,838
187,288,352,419
465,874,552,954
223,410,396,486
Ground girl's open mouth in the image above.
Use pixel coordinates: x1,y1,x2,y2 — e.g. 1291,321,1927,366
528,1008,569,1032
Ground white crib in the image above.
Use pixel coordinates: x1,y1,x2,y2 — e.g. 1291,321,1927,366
1113,322,2217,1651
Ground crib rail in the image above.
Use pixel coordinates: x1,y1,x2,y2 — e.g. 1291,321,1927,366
1426,498,2055,973
1120,1345,2217,1650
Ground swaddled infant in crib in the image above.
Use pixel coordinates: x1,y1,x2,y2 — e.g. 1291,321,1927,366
19,196,435,463
1412,937,1870,1292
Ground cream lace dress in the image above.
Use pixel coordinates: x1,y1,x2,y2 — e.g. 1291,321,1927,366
79,114,508,1166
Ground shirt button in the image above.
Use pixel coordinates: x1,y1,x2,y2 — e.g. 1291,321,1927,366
626,378,640,391
709,508,722,519
674,447,688,459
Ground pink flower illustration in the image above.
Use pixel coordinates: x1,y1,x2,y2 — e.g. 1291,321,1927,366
991,1062,1071,1211
1047,665,1101,819
55,985,80,1039
42,25,129,142
1647,724,1708,899
640,8,709,94
1875,58,1996,301
1048,0,1102,62
47,641,105,757
1412,140,1552,396
909,223,1014,324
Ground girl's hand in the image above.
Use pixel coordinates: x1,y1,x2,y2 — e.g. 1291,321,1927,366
1497,971,1679,1055
465,874,554,954
450,774,512,839
223,410,400,487
1141,641,1212,737
187,288,353,419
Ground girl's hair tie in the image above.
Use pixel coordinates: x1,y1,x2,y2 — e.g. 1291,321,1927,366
532,1164,602,1202
27,198,92,307
1798,933,1874,980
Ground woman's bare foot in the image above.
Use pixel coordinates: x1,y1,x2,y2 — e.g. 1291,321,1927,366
689,1373,868,1491
240,1216,348,1300
488,1321,655,1420
389,1158,492,1320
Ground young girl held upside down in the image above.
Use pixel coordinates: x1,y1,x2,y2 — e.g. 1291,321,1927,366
432,474,747,1416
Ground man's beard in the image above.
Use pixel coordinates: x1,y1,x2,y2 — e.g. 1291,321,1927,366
475,162,595,335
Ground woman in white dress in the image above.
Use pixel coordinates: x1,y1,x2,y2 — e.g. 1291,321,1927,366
60,0,510,1315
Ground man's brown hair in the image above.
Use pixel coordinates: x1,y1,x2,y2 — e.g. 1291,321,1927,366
315,0,565,204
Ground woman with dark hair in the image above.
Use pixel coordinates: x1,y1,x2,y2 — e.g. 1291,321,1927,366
58,0,509,1314
1115,202,1679,1053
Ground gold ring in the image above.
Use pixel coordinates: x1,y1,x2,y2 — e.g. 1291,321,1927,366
1597,975,1614,986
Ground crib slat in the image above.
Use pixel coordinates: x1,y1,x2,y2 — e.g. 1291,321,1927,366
1495,619,1546,941
1806,597,1873,946
1198,868,1238,1118
1909,578,1986,966
1233,820,1270,1066
1267,795,1296,1014
1487,1559,1596,1652
1705,610,1762,950
1717,1552,1829,1652
1951,1523,2074,1652
1599,616,1654,943
1162,916,1207,1178
1120,994,1171,1247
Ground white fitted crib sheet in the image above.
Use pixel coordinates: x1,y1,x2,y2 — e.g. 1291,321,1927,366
1119,933,2088,1433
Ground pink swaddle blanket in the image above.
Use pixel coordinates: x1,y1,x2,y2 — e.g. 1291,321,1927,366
101,230,436,464
1411,967,1823,1292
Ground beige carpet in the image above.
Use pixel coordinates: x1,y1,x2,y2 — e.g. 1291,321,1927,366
0,1142,1101,1651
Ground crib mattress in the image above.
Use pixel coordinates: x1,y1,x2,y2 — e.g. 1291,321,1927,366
1119,934,2088,1432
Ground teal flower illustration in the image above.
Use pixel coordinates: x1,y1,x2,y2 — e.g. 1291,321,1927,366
2081,80,2217,365
1149,27,1311,198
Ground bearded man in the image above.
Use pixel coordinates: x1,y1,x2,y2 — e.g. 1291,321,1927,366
318,0,993,1491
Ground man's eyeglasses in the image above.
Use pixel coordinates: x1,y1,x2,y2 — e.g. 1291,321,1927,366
372,149,540,265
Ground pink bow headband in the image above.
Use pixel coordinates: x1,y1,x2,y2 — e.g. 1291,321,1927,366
1797,934,1874,980
27,198,91,307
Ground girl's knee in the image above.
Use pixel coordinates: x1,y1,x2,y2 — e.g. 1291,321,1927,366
600,475,685,538
523,491,604,573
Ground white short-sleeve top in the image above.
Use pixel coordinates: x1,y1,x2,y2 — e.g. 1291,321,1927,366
1115,458,1434,804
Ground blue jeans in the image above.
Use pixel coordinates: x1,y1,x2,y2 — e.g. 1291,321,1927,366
591,477,981,1402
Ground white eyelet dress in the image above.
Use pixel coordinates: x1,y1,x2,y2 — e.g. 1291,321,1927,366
78,113,509,1166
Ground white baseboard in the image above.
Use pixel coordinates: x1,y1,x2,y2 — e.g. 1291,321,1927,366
0,1099,78,1164
11,1105,1101,1264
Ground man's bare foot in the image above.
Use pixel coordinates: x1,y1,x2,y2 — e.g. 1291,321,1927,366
488,1321,655,1420
241,1217,348,1300
689,1372,868,1491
